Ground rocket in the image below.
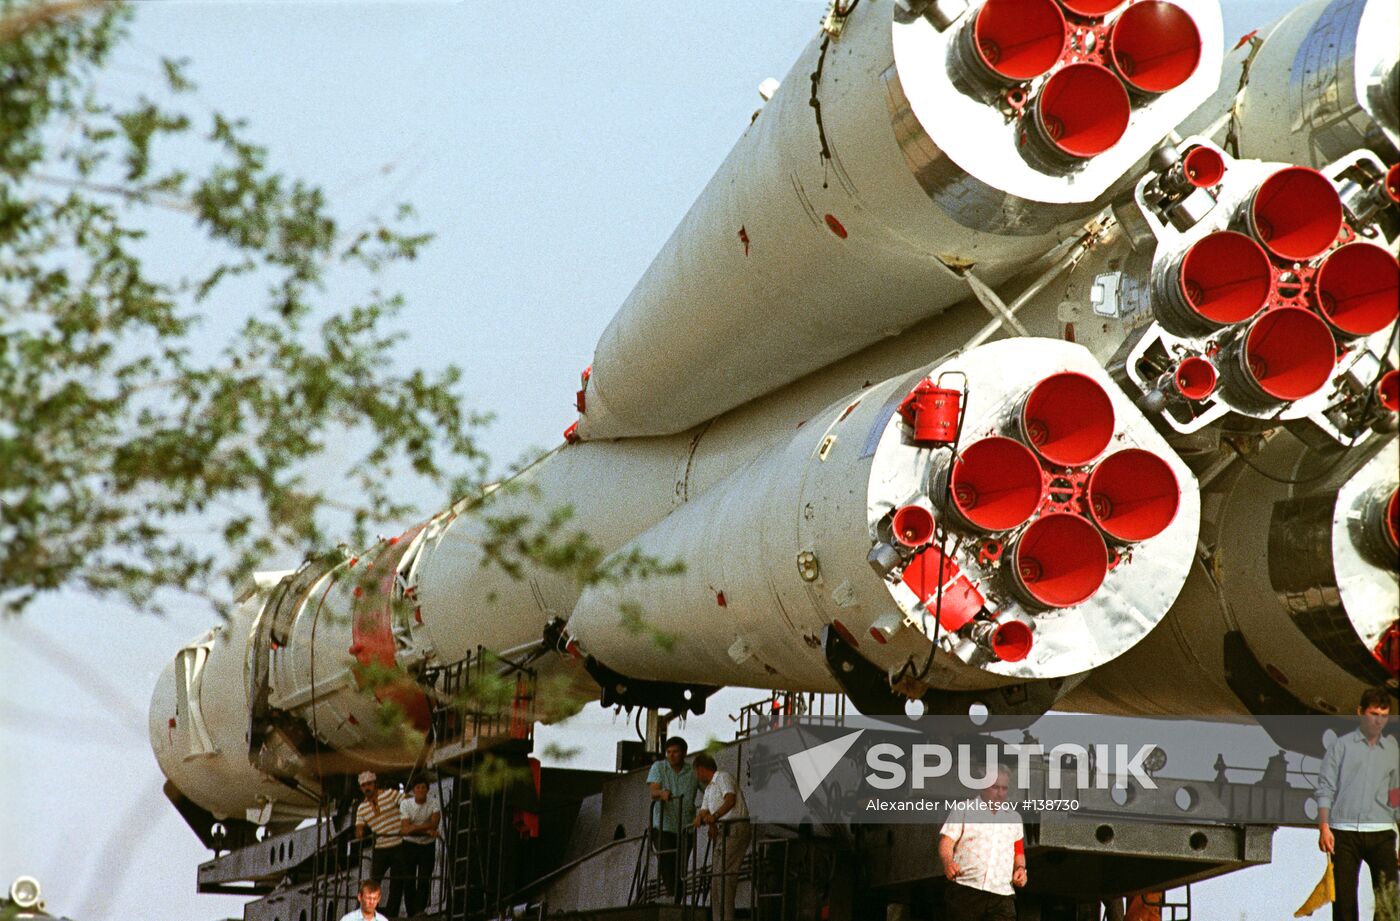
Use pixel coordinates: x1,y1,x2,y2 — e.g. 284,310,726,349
150,0,1397,831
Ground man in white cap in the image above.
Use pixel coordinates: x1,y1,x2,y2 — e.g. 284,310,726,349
355,771,405,916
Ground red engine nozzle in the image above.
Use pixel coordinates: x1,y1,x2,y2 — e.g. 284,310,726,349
1156,231,1272,335
1087,449,1181,543
1169,356,1217,401
1313,242,1400,338
1108,1,1202,95
1009,513,1108,608
943,436,1046,533
990,620,1034,662
1245,167,1344,262
892,505,937,548
967,0,1068,82
1027,63,1131,161
1386,164,1400,204
1378,370,1399,413
1182,146,1225,187
1360,486,1399,570
1020,372,1115,466
1226,307,1337,406
1058,0,1122,17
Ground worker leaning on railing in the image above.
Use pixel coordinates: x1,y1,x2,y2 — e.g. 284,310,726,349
694,751,751,921
647,735,699,901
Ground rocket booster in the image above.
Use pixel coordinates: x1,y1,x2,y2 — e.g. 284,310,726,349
150,0,1400,832
577,0,1223,439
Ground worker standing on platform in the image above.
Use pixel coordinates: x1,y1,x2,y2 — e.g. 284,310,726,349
693,751,751,921
647,735,698,901
399,776,441,917
938,764,1028,921
355,771,406,917
1316,687,1399,921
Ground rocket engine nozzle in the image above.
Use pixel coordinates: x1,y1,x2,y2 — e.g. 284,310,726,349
1245,167,1345,262
941,436,1046,533
1020,371,1116,466
969,618,1036,662
1167,356,1218,401
989,619,1035,662
1009,512,1109,608
1180,145,1225,188
1108,1,1202,95
892,504,937,548
1087,448,1181,543
1378,370,1399,414
1358,485,1400,569
1386,164,1400,204
965,0,1068,83
1225,307,1337,406
1027,63,1131,161
1155,230,1272,335
1058,0,1122,17
1313,242,1400,338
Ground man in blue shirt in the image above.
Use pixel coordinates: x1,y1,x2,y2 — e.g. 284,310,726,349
647,735,699,902
1316,687,1399,921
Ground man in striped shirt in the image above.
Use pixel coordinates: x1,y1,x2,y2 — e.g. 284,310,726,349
355,771,406,917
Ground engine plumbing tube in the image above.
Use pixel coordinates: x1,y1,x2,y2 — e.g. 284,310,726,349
1025,63,1131,164
935,436,1046,533
960,0,1068,84
1244,167,1345,262
1222,307,1337,408
1108,1,1202,95
1154,231,1272,336
1009,512,1109,608
1313,243,1400,338
1019,372,1115,466
1087,449,1181,543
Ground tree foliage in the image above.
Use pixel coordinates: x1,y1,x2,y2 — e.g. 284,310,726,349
1,1,491,616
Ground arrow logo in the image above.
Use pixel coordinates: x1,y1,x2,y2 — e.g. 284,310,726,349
787,729,864,801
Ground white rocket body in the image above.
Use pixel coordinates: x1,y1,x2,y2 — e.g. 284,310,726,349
150,0,1399,828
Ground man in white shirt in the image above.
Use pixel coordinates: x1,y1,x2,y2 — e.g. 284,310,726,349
339,879,391,921
1315,687,1399,921
693,752,750,921
938,764,1027,921
399,777,441,917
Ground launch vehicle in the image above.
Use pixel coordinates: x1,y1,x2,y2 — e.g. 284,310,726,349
148,0,1398,916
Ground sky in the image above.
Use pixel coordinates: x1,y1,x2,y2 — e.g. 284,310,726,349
0,1,1357,919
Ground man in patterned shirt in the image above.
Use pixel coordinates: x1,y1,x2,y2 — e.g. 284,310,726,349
938,764,1027,921
355,771,406,917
